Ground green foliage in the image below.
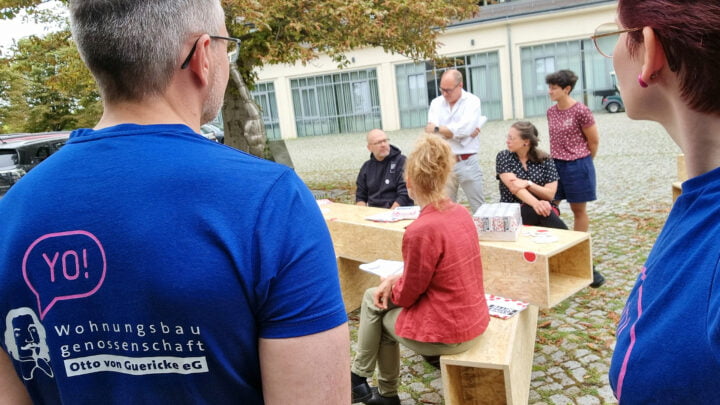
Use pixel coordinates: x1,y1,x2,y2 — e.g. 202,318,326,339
0,30,100,133
223,0,479,86
0,0,45,19
0,0,478,131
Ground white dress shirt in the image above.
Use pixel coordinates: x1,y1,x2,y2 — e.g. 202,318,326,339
427,90,484,155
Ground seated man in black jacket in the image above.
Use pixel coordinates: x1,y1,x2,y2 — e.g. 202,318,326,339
356,129,413,209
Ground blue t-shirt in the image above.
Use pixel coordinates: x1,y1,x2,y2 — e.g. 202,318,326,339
0,124,347,404
609,166,720,403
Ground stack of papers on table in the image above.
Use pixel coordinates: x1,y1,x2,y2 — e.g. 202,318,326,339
472,202,522,241
359,260,404,278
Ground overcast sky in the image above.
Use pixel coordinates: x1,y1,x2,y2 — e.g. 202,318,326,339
0,2,67,52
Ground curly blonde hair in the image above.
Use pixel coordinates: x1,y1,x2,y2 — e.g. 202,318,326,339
405,135,455,208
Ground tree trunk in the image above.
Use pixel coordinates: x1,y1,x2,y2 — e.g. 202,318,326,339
222,66,266,157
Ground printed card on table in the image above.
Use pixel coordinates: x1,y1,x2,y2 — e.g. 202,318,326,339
486,294,529,319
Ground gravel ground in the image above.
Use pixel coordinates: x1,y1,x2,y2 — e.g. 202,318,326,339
286,112,681,405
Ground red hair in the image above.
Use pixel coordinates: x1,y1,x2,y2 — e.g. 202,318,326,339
405,135,454,209
618,0,720,114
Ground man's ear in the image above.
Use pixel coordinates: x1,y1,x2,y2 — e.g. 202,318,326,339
186,35,212,87
641,26,667,84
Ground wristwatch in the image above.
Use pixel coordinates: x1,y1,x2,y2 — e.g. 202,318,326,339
434,126,439,134
527,180,534,187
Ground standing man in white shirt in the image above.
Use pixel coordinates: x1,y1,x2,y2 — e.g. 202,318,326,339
426,69,486,213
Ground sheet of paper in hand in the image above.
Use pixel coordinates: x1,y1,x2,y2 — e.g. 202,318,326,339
359,260,404,278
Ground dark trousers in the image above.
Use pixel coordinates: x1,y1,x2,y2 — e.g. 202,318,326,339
520,204,568,230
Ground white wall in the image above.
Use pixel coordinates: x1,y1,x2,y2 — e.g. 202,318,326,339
254,3,617,139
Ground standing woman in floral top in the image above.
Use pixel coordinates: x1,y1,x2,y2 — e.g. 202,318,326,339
496,121,567,229
546,69,604,287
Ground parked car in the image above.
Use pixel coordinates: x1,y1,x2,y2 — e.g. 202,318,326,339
0,132,70,196
601,94,624,113
200,124,224,144
593,71,625,113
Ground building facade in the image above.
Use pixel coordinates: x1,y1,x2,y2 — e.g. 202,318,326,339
252,0,617,139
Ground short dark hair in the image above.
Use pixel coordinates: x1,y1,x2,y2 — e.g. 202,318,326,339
618,0,720,114
545,70,578,92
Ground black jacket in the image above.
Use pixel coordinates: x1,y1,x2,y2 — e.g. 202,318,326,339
355,145,413,208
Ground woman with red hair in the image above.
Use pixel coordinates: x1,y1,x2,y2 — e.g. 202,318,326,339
597,1,720,403
350,135,489,405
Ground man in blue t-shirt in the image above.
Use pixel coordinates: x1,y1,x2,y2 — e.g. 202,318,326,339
0,1,350,404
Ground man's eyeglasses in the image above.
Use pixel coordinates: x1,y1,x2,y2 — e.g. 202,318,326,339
440,83,460,94
181,35,241,69
370,138,390,146
591,22,642,58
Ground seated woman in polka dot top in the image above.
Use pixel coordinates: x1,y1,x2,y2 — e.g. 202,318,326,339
496,121,568,229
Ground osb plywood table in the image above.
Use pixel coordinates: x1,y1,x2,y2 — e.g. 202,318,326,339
320,202,409,313
320,202,408,262
480,227,592,308
320,202,592,311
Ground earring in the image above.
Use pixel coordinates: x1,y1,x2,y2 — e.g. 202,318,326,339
638,74,649,88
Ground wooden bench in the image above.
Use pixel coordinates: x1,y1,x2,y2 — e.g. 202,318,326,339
441,305,539,405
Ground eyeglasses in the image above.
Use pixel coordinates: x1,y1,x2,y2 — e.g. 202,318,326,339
591,22,642,58
370,138,390,146
439,83,460,94
181,35,241,69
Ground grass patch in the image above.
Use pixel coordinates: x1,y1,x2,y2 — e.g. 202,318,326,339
304,180,356,204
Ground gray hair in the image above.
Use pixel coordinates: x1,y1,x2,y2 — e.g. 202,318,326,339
70,0,225,101
443,69,463,85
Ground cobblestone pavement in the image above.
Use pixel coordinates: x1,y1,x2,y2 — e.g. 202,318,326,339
286,113,681,404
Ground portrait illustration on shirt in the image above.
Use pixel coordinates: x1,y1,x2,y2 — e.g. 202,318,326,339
4,307,54,380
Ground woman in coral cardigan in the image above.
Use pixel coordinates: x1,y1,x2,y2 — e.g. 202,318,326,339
350,135,489,405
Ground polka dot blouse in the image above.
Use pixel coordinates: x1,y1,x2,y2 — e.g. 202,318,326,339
495,149,560,204
547,102,595,161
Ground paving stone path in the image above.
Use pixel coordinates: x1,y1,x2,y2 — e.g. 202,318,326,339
287,113,681,404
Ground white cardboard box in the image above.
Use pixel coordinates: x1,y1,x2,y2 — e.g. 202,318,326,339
473,203,522,241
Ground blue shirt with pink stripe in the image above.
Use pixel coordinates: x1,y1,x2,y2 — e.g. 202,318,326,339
609,166,720,403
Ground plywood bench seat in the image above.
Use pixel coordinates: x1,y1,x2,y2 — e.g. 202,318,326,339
440,305,539,405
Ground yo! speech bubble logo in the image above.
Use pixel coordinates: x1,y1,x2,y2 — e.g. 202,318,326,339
22,231,107,320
